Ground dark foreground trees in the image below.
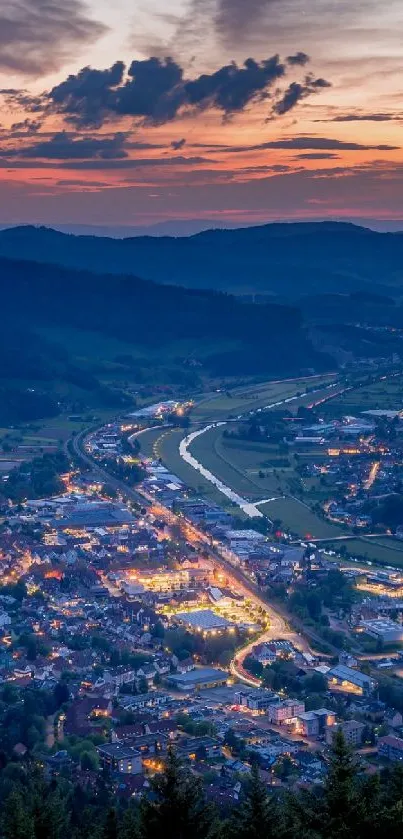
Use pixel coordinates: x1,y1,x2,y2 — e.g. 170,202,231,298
1,734,403,839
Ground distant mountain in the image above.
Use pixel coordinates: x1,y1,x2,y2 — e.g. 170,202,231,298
0,256,329,386
1,222,403,297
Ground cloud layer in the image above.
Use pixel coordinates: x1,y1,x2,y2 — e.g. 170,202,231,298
0,0,107,75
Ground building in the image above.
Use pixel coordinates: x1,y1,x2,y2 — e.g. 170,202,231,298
103,666,136,688
385,708,403,729
97,744,142,775
252,644,277,667
167,667,228,692
235,689,280,713
174,609,233,634
268,700,305,725
327,664,376,696
359,619,403,644
295,708,335,738
326,719,366,747
177,737,222,760
118,691,169,711
378,735,403,762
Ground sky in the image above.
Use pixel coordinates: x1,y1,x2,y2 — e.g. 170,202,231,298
1,0,403,229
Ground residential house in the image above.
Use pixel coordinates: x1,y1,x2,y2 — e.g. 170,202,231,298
378,735,403,762
326,719,365,747
97,743,142,775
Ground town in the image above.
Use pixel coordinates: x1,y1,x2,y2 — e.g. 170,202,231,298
1,373,403,814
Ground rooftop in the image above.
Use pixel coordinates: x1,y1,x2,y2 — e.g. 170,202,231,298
175,610,232,631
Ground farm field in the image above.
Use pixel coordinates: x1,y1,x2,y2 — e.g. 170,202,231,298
190,429,294,500
325,537,403,568
257,496,344,538
135,426,170,460
321,373,403,418
192,374,337,423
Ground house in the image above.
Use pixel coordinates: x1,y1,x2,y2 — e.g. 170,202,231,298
13,742,28,758
385,709,403,729
235,689,279,713
118,691,169,712
154,657,171,676
268,699,305,725
326,720,365,747
97,743,142,775
111,725,144,743
177,658,195,674
252,644,277,667
378,735,403,762
295,712,320,738
43,750,73,778
177,736,222,760
295,709,335,738
137,664,157,684
103,666,136,688
64,697,112,736
128,733,169,756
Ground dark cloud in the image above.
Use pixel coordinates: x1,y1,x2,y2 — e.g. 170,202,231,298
318,112,402,122
10,118,42,134
297,152,340,159
60,155,216,170
115,58,185,123
171,138,187,150
273,76,331,116
0,0,107,75
0,89,45,112
185,55,285,112
286,52,310,66
45,52,324,127
224,137,399,152
0,154,215,170
19,132,128,160
0,132,129,161
49,62,125,127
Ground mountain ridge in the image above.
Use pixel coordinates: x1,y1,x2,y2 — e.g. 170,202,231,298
1,221,402,297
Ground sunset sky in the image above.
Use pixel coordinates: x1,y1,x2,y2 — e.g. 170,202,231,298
1,0,403,228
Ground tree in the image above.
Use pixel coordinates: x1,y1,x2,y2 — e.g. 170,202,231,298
138,748,215,839
33,788,69,839
53,681,70,708
138,677,148,695
81,751,99,771
119,808,140,839
322,729,363,839
102,809,118,839
230,762,277,839
2,790,35,839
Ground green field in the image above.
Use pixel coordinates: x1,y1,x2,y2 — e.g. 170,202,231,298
135,426,171,459
257,496,344,538
324,537,403,568
321,374,403,418
189,429,286,500
192,374,336,423
155,428,237,509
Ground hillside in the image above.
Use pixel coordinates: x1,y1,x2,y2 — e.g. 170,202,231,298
0,256,330,422
1,222,403,296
